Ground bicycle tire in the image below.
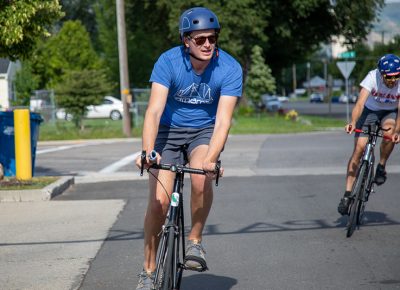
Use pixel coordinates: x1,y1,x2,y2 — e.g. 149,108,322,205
346,161,367,238
358,163,374,225
161,226,176,290
154,228,168,289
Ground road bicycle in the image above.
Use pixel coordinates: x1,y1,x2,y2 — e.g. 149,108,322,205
345,121,391,238
140,150,221,290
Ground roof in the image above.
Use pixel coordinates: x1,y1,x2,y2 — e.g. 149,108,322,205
0,58,10,74
303,76,326,88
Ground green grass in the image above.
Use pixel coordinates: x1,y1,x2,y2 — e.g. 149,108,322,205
0,176,59,190
38,114,345,141
39,119,142,141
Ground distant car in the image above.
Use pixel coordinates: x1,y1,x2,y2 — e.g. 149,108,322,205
339,94,357,103
277,96,289,103
261,94,283,112
56,96,123,121
309,93,324,103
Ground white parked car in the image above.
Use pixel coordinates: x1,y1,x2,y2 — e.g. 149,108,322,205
277,95,289,103
56,96,123,121
339,94,357,104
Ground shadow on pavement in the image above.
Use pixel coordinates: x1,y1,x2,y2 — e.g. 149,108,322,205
334,211,398,227
182,273,237,290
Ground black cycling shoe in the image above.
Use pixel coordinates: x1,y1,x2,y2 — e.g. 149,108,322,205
338,192,351,216
374,164,387,186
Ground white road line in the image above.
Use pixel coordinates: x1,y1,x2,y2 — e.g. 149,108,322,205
36,139,137,155
36,144,88,154
99,151,142,173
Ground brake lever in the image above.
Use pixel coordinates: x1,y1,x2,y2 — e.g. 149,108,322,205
215,160,221,187
140,150,146,176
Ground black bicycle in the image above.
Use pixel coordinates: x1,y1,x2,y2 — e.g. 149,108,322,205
345,121,391,238
140,150,221,290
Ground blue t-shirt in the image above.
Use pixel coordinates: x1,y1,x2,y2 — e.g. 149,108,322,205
150,46,243,128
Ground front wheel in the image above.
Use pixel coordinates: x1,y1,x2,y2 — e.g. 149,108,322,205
110,110,122,120
346,161,367,238
160,226,176,290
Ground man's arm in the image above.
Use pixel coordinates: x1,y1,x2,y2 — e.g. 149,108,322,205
346,87,369,133
202,95,238,171
135,82,168,167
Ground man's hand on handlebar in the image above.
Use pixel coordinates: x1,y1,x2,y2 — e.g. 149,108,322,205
136,150,161,174
345,123,355,134
392,132,400,144
202,160,223,179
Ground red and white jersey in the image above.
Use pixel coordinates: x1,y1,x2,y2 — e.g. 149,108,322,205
360,69,400,111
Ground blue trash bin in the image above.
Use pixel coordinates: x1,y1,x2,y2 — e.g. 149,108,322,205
0,111,43,177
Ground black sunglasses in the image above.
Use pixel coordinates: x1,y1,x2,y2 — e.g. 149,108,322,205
187,35,217,46
383,74,400,81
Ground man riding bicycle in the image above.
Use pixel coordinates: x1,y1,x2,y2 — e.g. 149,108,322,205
338,53,400,215
134,7,243,289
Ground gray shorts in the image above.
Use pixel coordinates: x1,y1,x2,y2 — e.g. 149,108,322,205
355,107,397,137
154,125,214,165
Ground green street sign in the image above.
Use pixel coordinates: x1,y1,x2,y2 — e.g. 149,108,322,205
339,51,356,59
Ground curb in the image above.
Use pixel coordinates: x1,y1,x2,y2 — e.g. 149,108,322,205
0,176,74,202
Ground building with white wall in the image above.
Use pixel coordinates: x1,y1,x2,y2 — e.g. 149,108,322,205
0,58,19,110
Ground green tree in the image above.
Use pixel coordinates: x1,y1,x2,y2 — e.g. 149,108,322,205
95,0,119,91
95,0,171,89
245,45,276,106
88,0,384,92
59,0,98,41
13,62,39,106
55,69,114,129
264,0,384,71
351,36,400,86
0,0,64,60
150,0,268,69
30,20,104,88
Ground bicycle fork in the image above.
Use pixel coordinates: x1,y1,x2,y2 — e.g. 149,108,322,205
361,143,375,202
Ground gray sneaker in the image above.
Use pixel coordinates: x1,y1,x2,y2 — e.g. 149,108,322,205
184,240,208,272
136,270,155,290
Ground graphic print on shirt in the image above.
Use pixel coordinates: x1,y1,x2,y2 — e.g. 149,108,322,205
370,88,400,104
175,83,213,104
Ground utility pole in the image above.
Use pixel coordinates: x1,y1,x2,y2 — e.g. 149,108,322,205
116,0,132,137
306,62,311,97
323,58,328,98
292,63,297,96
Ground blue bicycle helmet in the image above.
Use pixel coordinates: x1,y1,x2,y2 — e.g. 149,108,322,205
179,7,220,38
377,54,400,75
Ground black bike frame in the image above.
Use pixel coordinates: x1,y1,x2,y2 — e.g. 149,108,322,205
140,151,220,289
347,122,389,237
360,125,377,198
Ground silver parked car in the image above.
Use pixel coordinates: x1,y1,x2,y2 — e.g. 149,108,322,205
261,94,283,112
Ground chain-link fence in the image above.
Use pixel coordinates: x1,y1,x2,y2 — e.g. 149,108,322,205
28,88,150,126
131,88,149,128
29,90,57,122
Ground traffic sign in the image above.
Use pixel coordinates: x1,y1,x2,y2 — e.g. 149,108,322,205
338,51,356,59
336,61,356,79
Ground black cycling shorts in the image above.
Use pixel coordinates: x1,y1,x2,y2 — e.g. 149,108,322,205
154,125,215,165
355,107,397,137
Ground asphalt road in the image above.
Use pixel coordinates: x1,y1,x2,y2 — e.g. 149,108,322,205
31,131,400,290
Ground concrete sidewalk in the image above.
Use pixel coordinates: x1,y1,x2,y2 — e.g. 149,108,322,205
0,199,125,290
